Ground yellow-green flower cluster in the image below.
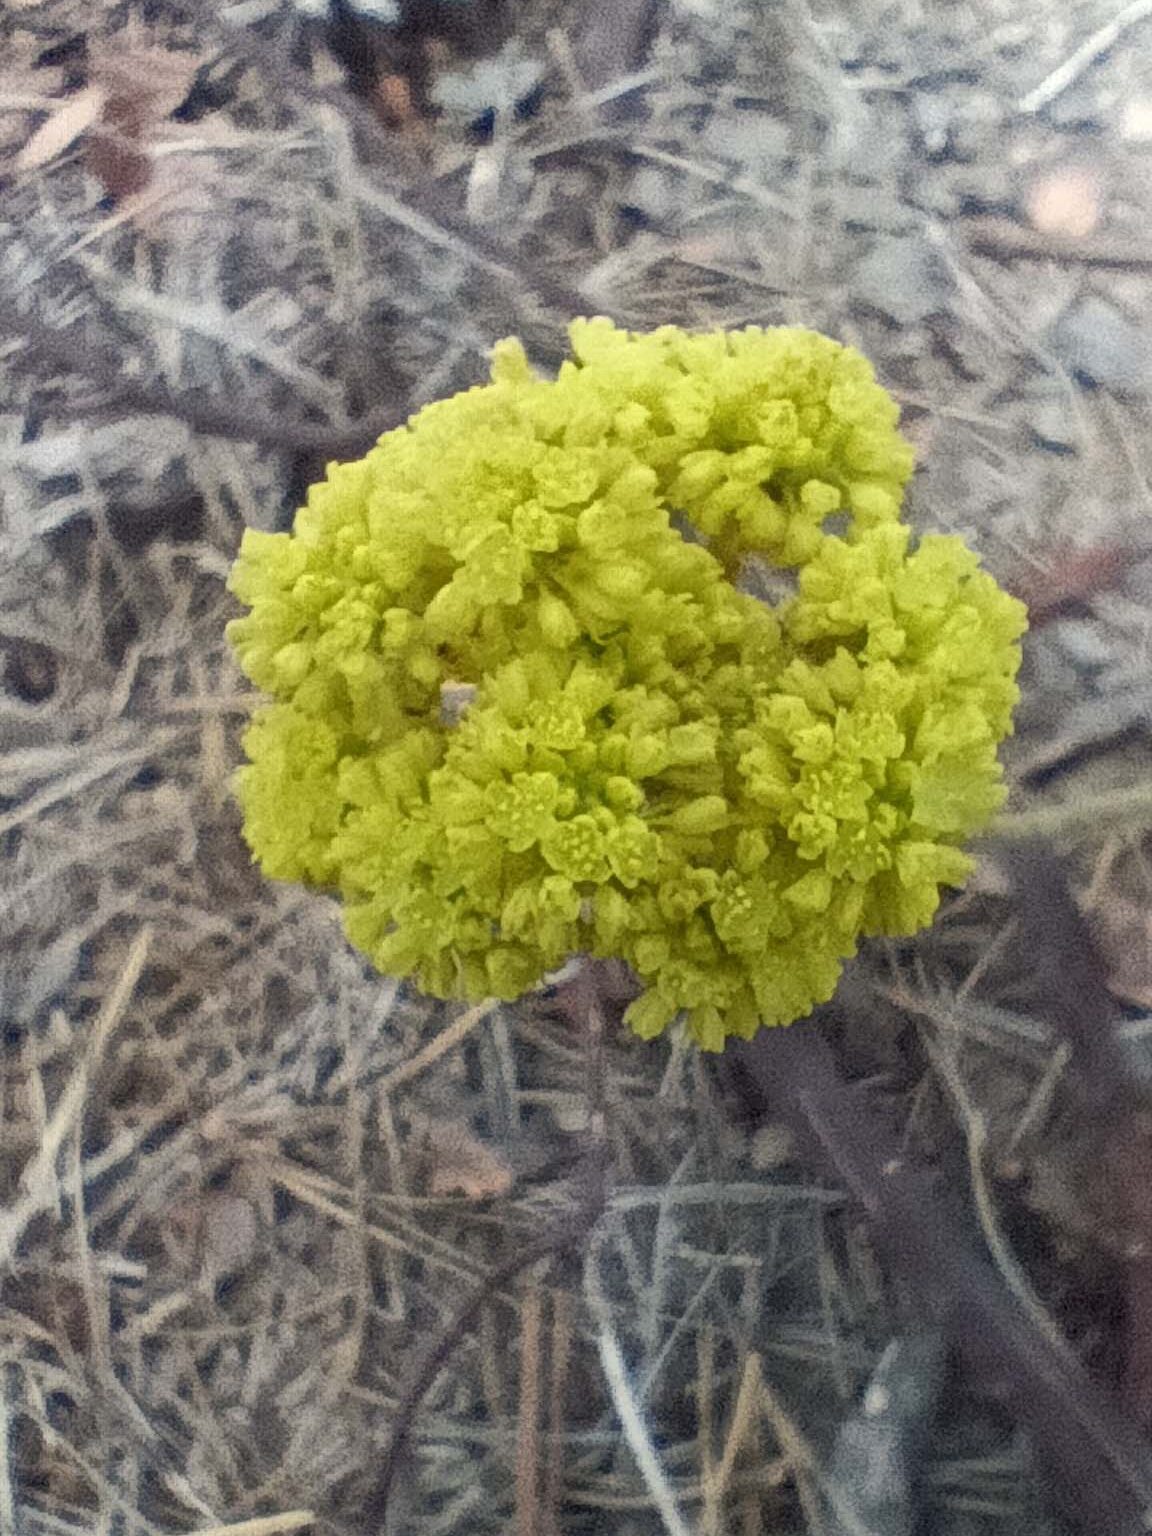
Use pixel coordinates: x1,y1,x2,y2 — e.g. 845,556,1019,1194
227,319,1026,1049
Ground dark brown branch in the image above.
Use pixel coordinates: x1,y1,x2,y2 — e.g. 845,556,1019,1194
723,1019,1152,1534
74,378,400,459
962,215,1152,271
1000,847,1152,1431
999,845,1128,1109
4,310,402,458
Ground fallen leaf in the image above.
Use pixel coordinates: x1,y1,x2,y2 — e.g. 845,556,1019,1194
1005,542,1141,624
374,71,418,128
86,128,153,200
88,37,200,136
16,84,106,172
78,35,206,205
419,1117,514,1200
82,121,235,230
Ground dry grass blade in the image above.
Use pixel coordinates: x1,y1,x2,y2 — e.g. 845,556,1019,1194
15,85,106,172
543,1289,572,1536
0,731,189,836
962,216,1152,270
6,309,403,456
376,1002,500,1095
179,1515,315,1536
0,925,152,1270
995,783,1152,839
1018,0,1152,112
584,1217,694,1536
514,1285,543,1536
705,1352,770,1528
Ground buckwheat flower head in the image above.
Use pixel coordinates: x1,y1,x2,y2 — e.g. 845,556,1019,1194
227,319,1026,1049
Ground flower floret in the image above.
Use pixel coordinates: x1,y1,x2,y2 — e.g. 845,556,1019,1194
228,317,1025,1049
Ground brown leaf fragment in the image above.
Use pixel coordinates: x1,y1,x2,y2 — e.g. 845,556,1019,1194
514,1286,544,1536
15,83,106,172
1005,543,1140,625
374,71,419,128
11,34,200,197
420,1117,514,1200
87,38,199,136
85,127,152,200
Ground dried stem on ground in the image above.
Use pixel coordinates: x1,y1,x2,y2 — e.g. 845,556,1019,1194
1002,847,1152,1429
723,1018,1152,1534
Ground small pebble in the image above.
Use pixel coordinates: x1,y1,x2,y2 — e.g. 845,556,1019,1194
1122,98,1152,142
1027,395,1078,453
854,236,949,325
1048,296,1152,396
1025,164,1101,238
1050,618,1113,671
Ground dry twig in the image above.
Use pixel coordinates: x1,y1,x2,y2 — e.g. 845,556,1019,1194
1018,0,1152,113
724,1019,1152,1533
